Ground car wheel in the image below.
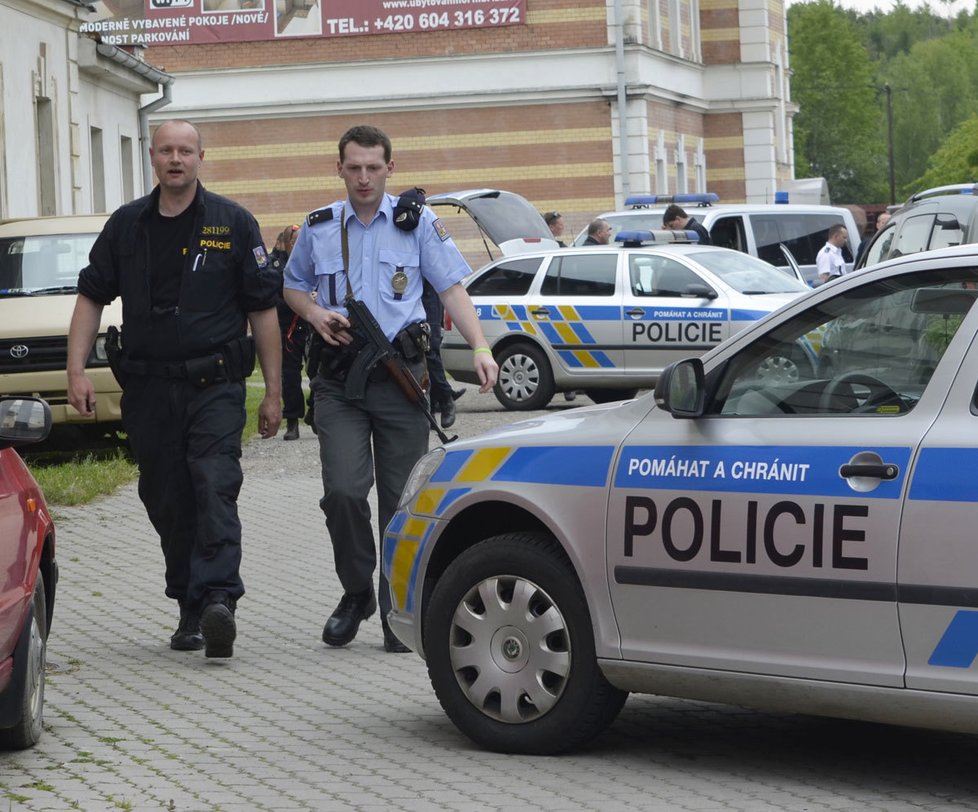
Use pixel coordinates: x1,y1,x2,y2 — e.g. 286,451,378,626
0,573,47,750
584,388,639,404
423,532,627,754
494,343,555,410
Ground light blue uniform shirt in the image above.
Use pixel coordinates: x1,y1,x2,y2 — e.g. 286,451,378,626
284,193,471,341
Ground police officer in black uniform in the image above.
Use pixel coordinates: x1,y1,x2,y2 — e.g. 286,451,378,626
270,224,310,440
283,125,498,652
67,119,283,659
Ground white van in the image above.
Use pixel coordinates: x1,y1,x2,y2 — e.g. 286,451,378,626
575,194,860,285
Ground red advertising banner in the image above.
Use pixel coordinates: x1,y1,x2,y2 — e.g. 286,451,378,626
80,0,526,46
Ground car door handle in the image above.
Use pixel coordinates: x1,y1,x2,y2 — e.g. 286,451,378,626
530,307,550,317
625,308,645,319
839,463,899,480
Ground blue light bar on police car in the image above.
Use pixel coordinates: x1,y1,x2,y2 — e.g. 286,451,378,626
624,193,720,209
614,229,700,245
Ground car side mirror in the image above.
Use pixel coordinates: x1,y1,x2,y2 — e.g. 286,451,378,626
654,358,705,418
0,397,52,449
683,284,718,300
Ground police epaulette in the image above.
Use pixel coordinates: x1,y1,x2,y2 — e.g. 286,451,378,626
306,207,334,227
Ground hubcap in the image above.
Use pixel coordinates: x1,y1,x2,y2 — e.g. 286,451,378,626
499,354,540,403
448,575,570,723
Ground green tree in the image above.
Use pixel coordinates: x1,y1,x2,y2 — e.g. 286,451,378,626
788,1,888,203
885,31,978,196
910,114,978,189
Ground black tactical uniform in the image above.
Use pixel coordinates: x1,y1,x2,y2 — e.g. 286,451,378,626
78,183,280,639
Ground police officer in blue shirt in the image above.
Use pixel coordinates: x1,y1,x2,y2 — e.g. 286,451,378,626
283,125,498,652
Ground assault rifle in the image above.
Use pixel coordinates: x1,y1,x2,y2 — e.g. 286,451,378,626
344,295,457,445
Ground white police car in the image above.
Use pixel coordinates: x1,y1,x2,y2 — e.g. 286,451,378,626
574,193,861,284
441,231,809,409
384,243,978,754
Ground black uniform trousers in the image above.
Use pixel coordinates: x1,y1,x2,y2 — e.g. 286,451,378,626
279,304,308,421
122,375,247,613
312,364,429,620
426,320,454,411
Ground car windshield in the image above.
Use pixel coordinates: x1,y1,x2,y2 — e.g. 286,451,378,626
685,250,809,294
0,233,95,296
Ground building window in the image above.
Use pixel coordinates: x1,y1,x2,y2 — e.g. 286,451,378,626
121,135,134,202
648,0,662,49
675,137,688,194
35,97,56,216
91,127,105,213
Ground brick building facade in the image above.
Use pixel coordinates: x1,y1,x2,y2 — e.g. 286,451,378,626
140,0,795,255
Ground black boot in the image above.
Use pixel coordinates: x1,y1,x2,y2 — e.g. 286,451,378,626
200,594,236,659
284,418,299,441
170,605,204,651
322,587,376,647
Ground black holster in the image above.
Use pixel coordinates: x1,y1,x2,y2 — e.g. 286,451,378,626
105,325,126,387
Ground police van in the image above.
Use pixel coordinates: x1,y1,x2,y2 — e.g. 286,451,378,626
440,230,809,410
383,242,978,754
575,194,861,285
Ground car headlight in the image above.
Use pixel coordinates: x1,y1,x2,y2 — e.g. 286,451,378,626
93,335,109,361
398,447,445,509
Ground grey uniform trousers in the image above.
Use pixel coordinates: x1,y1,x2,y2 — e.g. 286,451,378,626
312,365,429,618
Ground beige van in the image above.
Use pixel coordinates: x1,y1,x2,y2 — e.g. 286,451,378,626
0,215,122,429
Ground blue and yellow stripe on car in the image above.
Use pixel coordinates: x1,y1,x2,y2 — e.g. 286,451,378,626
384,444,616,613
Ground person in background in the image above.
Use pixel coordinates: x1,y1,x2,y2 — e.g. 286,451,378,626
544,211,567,247
422,279,464,429
817,223,850,284
269,224,309,440
583,218,612,246
67,119,282,659
856,211,891,266
662,204,712,245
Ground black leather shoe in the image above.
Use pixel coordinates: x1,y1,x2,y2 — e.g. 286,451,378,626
440,397,456,429
451,388,466,401
283,418,299,441
170,609,204,651
382,621,410,653
322,588,376,647
200,598,236,659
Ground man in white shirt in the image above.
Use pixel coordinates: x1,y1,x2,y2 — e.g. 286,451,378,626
817,224,849,283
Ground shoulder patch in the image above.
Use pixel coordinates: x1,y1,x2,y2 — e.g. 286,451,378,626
253,245,269,268
306,207,334,227
433,218,449,241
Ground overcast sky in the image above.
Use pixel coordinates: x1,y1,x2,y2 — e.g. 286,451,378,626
785,0,973,14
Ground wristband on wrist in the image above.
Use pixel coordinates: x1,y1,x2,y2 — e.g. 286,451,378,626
473,347,492,355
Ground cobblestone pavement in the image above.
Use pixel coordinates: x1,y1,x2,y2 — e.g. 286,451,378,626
3,388,978,810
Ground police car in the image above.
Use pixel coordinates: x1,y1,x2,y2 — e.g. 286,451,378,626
383,243,978,754
441,230,810,409
574,193,861,284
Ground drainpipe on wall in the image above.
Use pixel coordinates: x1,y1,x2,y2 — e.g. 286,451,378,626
95,43,173,194
614,0,631,203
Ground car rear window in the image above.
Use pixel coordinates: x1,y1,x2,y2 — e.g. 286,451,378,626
466,256,541,297
540,253,617,296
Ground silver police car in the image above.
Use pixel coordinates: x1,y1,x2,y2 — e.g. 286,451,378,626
384,244,978,754
441,231,809,410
